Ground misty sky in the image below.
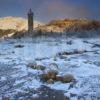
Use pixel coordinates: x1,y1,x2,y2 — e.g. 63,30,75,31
0,0,100,22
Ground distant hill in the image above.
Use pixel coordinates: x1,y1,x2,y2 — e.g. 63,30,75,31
0,17,100,38
0,17,43,30
36,18,100,33
0,17,43,38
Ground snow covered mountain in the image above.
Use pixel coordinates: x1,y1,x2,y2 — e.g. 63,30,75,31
0,17,43,38
0,17,43,31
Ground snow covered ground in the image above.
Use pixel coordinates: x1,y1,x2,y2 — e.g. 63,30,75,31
0,36,100,99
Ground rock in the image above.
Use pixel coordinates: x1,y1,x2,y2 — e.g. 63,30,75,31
47,79,54,84
56,75,63,81
59,55,67,59
2,96,9,100
56,74,75,83
40,70,58,82
67,40,73,45
37,65,46,70
41,72,75,83
12,51,15,53
49,63,58,70
27,62,45,70
47,70,58,80
35,57,49,61
62,74,75,83
57,50,87,57
41,74,49,81
74,49,87,54
14,44,24,48
94,62,100,66
27,61,37,69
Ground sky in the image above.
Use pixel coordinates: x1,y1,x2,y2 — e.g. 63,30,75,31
0,0,100,22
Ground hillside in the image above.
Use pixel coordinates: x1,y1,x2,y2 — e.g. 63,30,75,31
0,17,43,38
0,17,100,38
0,17,43,30
36,18,100,33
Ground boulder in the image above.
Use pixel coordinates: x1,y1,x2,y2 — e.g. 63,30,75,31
14,44,24,48
40,70,58,82
40,70,75,83
2,96,9,100
27,61,45,70
48,63,58,71
27,61,37,69
37,65,46,70
47,79,54,84
41,74,49,81
62,74,74,83
67,40,73,45
47,70,58,80
56,75,63,81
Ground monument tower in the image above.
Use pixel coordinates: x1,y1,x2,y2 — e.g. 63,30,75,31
28,8,34,33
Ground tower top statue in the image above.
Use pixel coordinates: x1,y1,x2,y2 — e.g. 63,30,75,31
28,8,33,14
28,8,34,34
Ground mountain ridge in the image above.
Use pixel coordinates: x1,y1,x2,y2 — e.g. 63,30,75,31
0,17,100,38
0,17,43,31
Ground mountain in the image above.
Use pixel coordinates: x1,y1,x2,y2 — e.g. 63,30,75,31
0,17,100,38
0,17,43,31
36,18,100,33
0,17,43,38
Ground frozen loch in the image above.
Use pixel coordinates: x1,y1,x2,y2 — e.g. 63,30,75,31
0,37,100,100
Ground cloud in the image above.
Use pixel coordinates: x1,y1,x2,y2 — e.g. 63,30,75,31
0,0,97,22
36,0,91,22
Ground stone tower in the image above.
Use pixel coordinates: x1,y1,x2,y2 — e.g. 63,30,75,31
28,8,34,33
